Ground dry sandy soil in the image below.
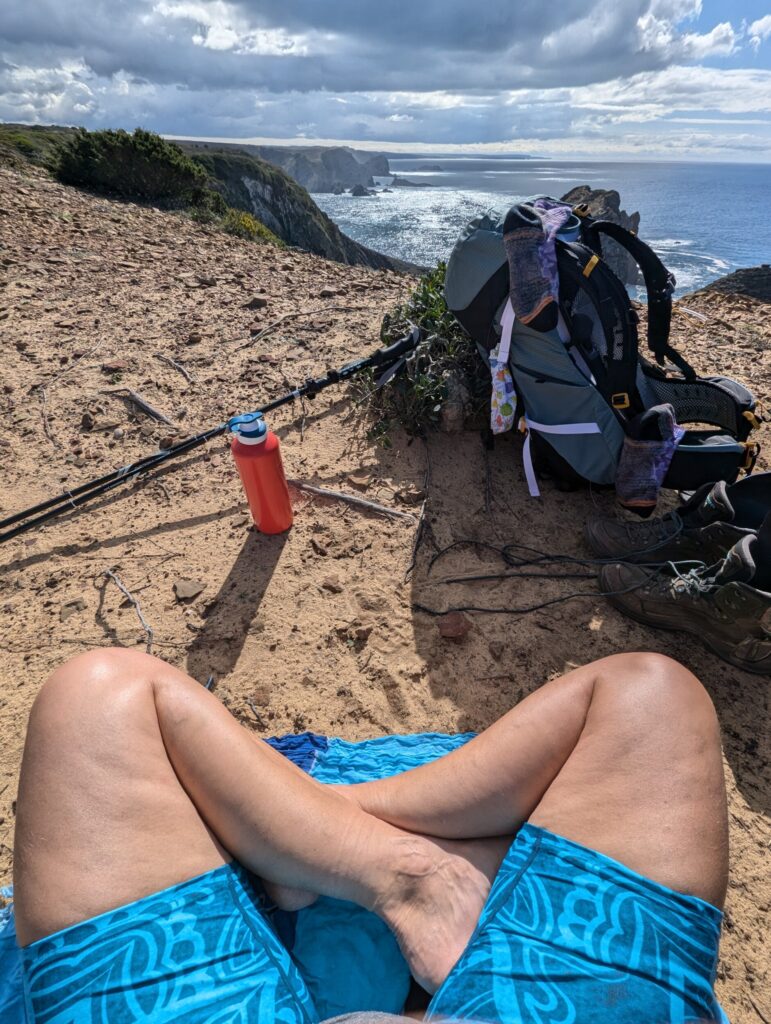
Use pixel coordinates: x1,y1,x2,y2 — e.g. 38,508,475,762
0,161,769,1021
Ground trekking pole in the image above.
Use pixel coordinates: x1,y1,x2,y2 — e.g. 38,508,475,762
0,328,422,545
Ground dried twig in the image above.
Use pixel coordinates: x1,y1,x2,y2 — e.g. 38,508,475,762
750,997,771,1024
36,340,105,447
287,479,416,522
155,352,196,383
245,697,262,721
675,304,710,323
405,439,432,580
236,305,368,350
102,388,177,427
103,569,154,653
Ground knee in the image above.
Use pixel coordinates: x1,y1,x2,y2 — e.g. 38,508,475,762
30,648,163,738
596,652,718,734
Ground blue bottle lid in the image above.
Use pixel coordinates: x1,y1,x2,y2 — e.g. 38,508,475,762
230,411,268,444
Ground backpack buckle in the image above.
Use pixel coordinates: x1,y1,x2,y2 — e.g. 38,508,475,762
743,410,762,431
742,442,761,472
611,392,631,410
573,204,590,218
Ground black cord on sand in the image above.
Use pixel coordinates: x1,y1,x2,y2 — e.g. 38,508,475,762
415,536,708,618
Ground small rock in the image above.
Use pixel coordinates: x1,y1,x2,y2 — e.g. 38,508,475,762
80,411,95,431
347,471,372,490
196,275,216,287
174,579,206,602
396,486,426,505
489,641,505,661
354,623,373,642
244,296,269,310
438,611,472,641
251,684,271,706
319,287,337,298
101,360,129,373
322,575,344,593
186,332,202,345
113,427,125,440
139,423,155,437
159,434,177,449
311,537,328,556
60,598,86,622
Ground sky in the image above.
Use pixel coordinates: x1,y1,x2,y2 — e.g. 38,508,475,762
1,0,771,161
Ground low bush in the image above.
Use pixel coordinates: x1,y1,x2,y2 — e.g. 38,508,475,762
353,262,489,439
222,208,282,245
57,128,207,203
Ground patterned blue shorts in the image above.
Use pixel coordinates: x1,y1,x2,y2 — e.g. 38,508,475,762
16,733,725,1023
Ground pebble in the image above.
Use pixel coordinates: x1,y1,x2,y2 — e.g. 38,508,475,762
321,575,344,594
113,427,125,440
438,611,472,641
60,598,86,622
244,296,269,310
174,579,206,601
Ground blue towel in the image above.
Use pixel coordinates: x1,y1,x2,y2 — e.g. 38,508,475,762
0,731,472,1023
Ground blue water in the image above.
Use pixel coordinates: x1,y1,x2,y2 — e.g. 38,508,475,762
313,158,771,295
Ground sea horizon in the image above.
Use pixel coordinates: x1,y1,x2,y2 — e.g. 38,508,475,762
312,156,771,296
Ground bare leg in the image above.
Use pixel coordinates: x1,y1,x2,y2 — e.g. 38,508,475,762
14,649,506,991
348,653,728,908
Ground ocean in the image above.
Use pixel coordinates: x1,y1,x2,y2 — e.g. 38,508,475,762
312,158,771,296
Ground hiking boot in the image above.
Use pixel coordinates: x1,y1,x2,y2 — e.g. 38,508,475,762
598,514,771,674
585,480,757,564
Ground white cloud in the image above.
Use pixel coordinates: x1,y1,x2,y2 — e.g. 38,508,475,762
154,0,312,54
749,14,771,52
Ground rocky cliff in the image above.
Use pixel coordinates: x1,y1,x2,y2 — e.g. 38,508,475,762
182,140,389,193
560,186,641,284
191,149,414,272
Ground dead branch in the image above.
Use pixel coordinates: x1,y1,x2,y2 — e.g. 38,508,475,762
155,352,197,383
102,388,177,427
287,479,416,522
103,569,154,654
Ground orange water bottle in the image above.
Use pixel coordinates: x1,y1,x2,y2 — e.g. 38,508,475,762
230,413,293,534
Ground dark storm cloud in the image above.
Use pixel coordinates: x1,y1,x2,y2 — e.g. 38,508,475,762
1,0,767,158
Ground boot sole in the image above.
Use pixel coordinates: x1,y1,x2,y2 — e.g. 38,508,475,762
603,593,771,676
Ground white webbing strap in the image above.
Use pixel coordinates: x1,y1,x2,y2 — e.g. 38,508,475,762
498,298,515,363
522,418,602,497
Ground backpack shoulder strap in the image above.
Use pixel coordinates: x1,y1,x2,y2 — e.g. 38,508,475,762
555,242,642,413
578,216,696,379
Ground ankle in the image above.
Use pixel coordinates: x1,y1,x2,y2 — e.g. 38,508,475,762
371,833,451,923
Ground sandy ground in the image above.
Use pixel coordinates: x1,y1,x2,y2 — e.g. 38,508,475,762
0,162,769,1021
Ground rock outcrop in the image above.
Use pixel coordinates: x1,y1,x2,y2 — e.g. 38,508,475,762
702,265,771,303
183,140,390,193
191,149,415,273
560,186,641,284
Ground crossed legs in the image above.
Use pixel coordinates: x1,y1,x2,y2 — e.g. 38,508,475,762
13,648,728,994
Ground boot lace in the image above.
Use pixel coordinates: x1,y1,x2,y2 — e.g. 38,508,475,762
619,511,685,557
647,560,718,599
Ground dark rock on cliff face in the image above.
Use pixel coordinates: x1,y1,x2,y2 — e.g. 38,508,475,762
560,186,641,285
181,140,389,193
250,145,389,193
192,149,414,273
391,175,432,188
702,265,771,303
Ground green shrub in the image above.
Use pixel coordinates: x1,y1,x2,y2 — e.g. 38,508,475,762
56,127,207,203
353,262,489,439
222,208,281,245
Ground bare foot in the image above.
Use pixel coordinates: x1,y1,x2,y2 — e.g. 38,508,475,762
375,833,511,993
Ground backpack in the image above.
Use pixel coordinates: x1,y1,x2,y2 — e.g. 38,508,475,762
444,199,760,496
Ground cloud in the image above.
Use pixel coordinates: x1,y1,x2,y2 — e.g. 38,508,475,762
749,14,771,52
0,0,768,159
